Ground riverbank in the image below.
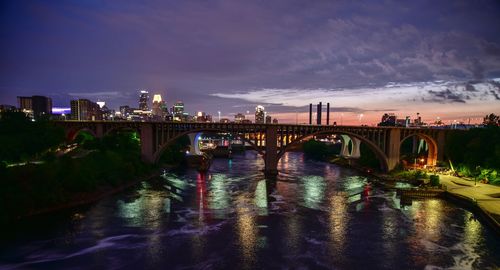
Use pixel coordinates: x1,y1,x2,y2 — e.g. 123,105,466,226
438,174,500,233
376,171,500,234
328,158,500,234
20,171,161,219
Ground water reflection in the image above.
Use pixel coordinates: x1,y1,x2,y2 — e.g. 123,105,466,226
196,172,208,222
302,175,326,209
236,195,257,267
116,182,168,228
329,194,348,253
2,151,499,270
464,211,481,244
408,199,444,240
208,174,231,219
254,180,268,216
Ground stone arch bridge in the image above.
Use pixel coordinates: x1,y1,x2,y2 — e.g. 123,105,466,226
56,121,449,177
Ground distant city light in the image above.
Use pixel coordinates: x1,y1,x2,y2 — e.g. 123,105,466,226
153,94,162,103
96,101,105,108
52,107,71,115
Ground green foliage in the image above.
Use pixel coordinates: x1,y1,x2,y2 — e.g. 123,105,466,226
446,126,500,170
357,143,381,170
391,169,428,181
303,140,337,161
446,126,500,185
0,130,151,225
429,175,440,186
0,111,65,163
158,135,190,165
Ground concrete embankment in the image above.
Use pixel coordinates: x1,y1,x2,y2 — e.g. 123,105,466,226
438,174,500,234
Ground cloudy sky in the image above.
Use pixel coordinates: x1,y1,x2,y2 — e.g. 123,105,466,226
1,0,500,124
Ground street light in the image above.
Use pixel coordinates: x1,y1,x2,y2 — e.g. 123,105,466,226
475,165,481,186
218,111,221,122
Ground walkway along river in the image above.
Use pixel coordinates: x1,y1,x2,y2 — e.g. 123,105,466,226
0,152,499,269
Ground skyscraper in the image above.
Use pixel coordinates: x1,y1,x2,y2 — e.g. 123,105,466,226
255,105,265,124
139,90,149,111
152,94,166,119
172,101,184,121
70,99,102,121
17,95,52,119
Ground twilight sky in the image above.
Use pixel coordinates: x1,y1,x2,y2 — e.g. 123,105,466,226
1,0,500,124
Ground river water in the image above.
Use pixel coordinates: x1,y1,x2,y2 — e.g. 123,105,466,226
0,151,499,269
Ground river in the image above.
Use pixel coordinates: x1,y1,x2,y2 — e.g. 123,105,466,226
0,151,499,269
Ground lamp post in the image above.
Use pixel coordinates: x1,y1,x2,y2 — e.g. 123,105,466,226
475,165,480,186
218,111,221,123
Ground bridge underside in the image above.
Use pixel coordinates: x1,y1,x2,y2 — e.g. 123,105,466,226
57,121,448,176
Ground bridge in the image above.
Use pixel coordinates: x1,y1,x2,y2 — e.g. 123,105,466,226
56,121,449,177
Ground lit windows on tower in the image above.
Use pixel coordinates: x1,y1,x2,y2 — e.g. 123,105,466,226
255,105,265,124
139,90,150,111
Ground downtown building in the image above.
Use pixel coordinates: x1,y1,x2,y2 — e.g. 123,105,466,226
152,94,169,121
139,90,150,111
234,113,246,123
70,99,102,121
172,101,189,122
255,105,265,124
17,95,52,119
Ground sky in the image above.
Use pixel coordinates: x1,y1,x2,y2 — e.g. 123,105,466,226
1,0,500,125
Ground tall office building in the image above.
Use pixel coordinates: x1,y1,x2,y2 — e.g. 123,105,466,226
172,101,185,121
139,90,150,111
152,94,166,119
255,105,265,124
17,96,32,111
17,95,52,119
70,99,102,121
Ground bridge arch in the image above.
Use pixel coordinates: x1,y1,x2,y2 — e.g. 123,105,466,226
66,127,98,142
104,126,141,137
153,129,265,163
278,130,389,172
400,133,438,167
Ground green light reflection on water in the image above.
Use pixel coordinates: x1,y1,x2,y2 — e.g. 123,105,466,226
116,182,168,228
254,180,268,216
302,175,326,209
208,174,231,218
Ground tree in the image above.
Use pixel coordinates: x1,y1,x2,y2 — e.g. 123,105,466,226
483,113,499,126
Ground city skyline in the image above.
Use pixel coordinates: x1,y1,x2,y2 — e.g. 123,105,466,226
1,1,500,124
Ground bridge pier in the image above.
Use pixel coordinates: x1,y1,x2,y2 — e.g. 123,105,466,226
350,137,361,158
386,129,401,171
340,135,360,158
95,123,104,138
264,125,278,177
187,133,202,155
140,123,155,164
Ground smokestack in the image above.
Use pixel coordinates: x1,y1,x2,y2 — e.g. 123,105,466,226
317,102,322,125
326,103,330,125
309,103,312,125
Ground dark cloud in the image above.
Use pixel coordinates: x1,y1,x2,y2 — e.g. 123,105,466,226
1,0,500,116
427,89,466,103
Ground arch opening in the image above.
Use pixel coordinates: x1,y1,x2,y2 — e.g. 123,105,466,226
279,131,389,172
67,128,97,142
154,129,265,164
399,134,438,169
